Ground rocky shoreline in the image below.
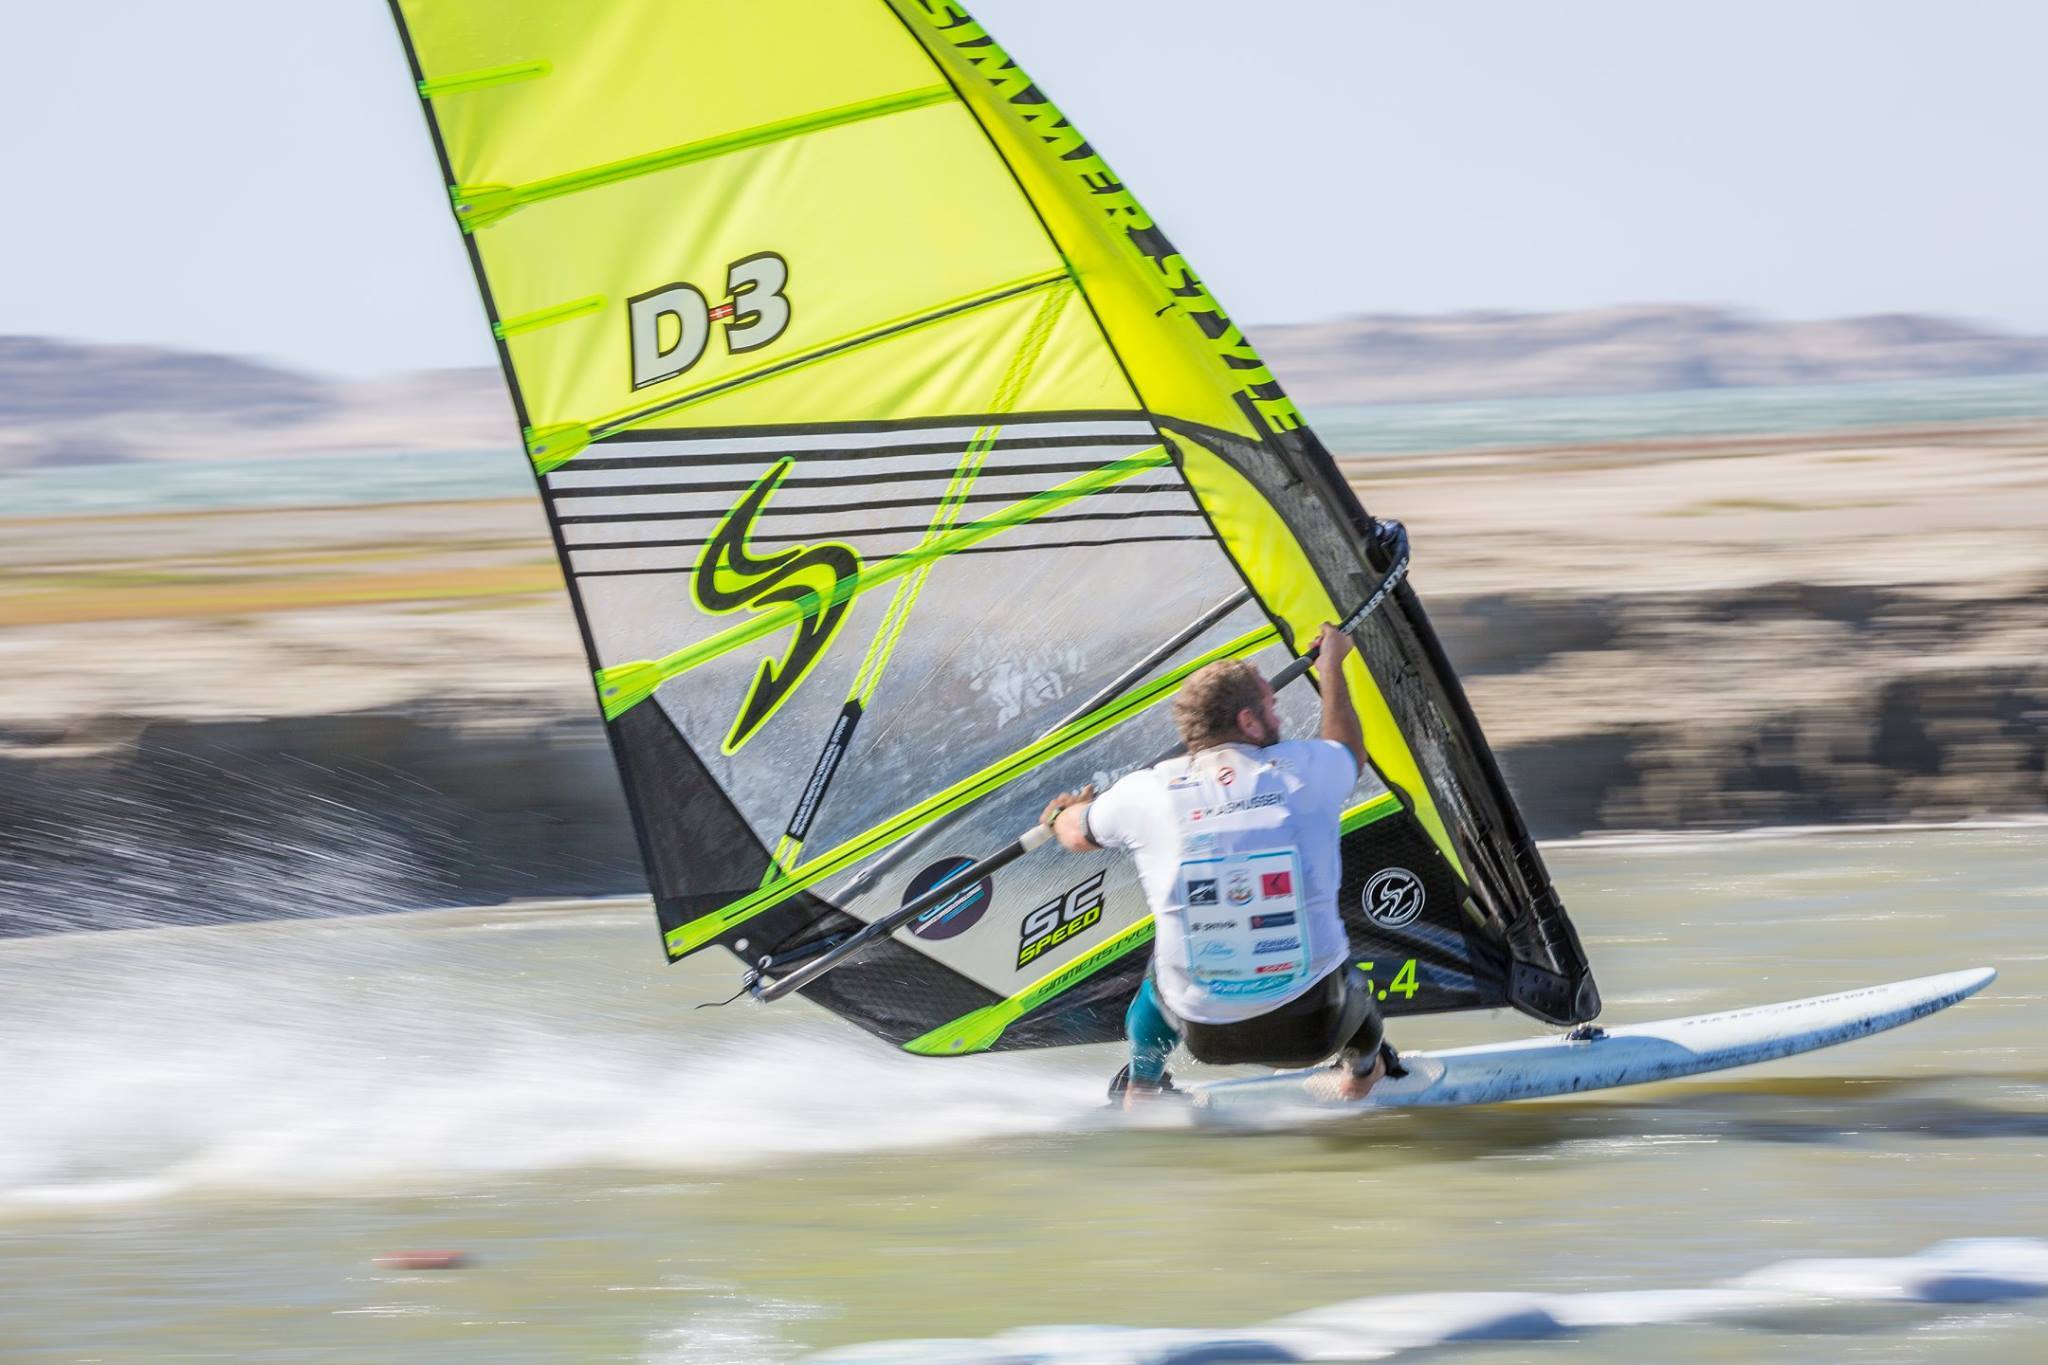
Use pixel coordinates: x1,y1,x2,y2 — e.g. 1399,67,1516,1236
5,586,2039,939
1460,582,2047,834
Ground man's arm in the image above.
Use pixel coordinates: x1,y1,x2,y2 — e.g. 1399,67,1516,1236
1041,783,1100,852
1315,621,1367,771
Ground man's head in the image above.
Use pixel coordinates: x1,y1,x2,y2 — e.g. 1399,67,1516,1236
1172,660,1281,752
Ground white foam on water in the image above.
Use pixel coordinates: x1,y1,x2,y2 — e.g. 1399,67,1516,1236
801,1238,2048,1363
644,1292,835,1365
1550,813,2048,854
0,919,1104,1213
0,1021,1097,1211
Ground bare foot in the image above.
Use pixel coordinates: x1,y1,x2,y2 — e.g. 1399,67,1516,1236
1303,1049,1387,1103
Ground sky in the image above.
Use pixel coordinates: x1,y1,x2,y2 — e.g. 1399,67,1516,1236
2,0,2043,377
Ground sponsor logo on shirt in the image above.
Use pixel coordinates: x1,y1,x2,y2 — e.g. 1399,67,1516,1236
1249,912,1296,929
1260,870,1293,898
1190,920,1235,933
1186,878,1218,907
1225,871,1254,906
1167,775,1200,790
1253,937,1300,954
1216,765,1235,786
1254,963,1295,975
1185,792,1284,823
1208,977,1288,996
1197,942,1236,961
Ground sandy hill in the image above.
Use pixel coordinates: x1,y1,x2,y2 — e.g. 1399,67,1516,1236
1250,305,2048,405
6,305,2048,468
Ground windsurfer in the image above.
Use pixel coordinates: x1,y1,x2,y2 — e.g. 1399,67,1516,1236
1042,623,1394,1107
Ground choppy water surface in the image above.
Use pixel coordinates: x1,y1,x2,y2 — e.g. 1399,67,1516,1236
1,826,2043,1362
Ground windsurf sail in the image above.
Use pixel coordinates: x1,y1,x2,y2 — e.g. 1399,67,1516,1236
386,0,1600,1054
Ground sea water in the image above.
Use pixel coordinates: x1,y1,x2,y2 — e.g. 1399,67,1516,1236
1,825,2043,1361
1308,370,2048,454
8,372,2048,519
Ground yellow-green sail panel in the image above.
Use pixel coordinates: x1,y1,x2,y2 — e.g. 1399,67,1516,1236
386,0,1599,1050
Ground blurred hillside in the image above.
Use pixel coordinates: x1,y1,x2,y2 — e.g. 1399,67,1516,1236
1255,306,2048,405
9,304,2048,468
0,337,511,470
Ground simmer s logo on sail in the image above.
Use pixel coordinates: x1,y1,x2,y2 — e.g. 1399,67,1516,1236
693,459,860,754
1363,867,1426,929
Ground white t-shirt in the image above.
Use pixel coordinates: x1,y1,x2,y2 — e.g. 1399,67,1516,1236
1086,738,1359,1024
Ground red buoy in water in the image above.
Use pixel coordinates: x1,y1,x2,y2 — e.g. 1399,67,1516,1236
373,1250,468,1270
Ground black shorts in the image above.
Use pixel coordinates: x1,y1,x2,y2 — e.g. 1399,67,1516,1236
1171,966,1385,1070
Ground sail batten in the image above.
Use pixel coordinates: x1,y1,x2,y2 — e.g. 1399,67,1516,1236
450,85,957,231
589,445,1172,718
388,0,1599,1051
663,623,1282,956
775,376,1009,851
583,272,1078,444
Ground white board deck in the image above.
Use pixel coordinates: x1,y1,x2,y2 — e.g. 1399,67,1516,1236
1192,966,1996,1115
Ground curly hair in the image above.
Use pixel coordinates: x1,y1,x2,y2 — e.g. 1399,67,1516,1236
1171,659,1268,751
